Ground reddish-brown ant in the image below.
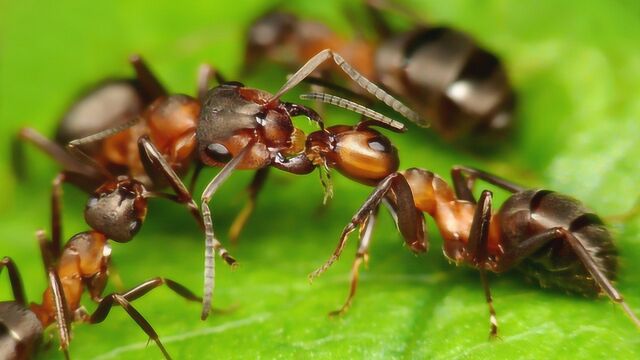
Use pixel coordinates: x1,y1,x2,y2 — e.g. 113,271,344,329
244,0,515,144
195,48,422,319
304,134,640,335
0,225,202,359
16,56,229,262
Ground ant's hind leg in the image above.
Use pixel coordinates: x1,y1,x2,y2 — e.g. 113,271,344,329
451,165,524,199
329,206,379,317
229,167,270,244
0,257,27,306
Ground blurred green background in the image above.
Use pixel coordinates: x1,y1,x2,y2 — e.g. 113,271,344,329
2,0,640,359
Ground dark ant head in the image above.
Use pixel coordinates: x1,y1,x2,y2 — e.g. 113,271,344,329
84,178,147,243
306,124,399,186
244,11,298,72
197,84,290,168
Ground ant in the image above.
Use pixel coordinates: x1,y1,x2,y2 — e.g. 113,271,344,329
244,0,516,145
15,55,233,264
0,222,203,359
195,48,423,319
305,143,640,335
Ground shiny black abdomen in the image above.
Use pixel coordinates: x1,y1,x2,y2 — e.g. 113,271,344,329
497,189,617,296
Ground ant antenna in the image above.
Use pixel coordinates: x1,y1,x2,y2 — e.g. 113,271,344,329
300,93,407,132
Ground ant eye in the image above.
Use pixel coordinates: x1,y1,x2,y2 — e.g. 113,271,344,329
129,220,142,235
367,137,391,153
206,143,232,163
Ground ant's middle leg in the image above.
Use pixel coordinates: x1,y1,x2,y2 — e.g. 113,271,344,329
463,190,500,338
310,172,426,281
229,167,270,244
129,54,167,101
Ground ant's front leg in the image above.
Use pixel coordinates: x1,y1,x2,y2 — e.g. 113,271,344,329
86,277,202,360
200,142,256,320
0,257,27,306
229,167,270,244
138,136,202,227
329,206,379,317
310,172,426,310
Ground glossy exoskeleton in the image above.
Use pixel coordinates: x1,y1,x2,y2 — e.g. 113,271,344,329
305,126,640,334
195,48,422,319
244,0,515,144
0,228,202,359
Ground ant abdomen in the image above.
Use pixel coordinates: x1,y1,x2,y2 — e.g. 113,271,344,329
376,27,515,140
498,190,618,296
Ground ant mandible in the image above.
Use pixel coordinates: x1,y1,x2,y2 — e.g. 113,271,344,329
195,48,423,319
305,132,640,335
244,0,515,144
0,218,204,359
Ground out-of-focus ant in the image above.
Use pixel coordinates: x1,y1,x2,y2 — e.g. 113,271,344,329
306,136,640,335
244,0,515,146
0,224,203,359
195,48,422,319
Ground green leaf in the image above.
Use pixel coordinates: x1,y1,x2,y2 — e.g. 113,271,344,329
1,0,640,359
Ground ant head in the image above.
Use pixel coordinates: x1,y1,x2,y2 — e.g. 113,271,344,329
145,94,200,167
244,11,298,72
84,178,147,243
197,84,281,168
306,123,399,186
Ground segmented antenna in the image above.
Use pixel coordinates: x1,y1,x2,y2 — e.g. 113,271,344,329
301,93,407,132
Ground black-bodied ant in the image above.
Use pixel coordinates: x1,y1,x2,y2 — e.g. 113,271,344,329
195,48,423,319
244,0,515,145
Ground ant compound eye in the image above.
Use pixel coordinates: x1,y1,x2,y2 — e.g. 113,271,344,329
86,196,99,209
129,220,142,236
367,137,392,153
206,143,232,163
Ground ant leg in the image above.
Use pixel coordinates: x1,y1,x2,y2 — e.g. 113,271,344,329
35,230,55,279
329,206,379,317
365,0,426,26
129,54,167,101
189,161,204,194
48,268,72,358
88,293,172,359
310,172,425,281
200,142,255,320
50,173,67,259
0,257,27,306
138,136,202,228
451,165,524,198
463,190,500,337
197,64,226,101
16,127,97,176
229,167,270,244
268,49,425,126
298,75,371,104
